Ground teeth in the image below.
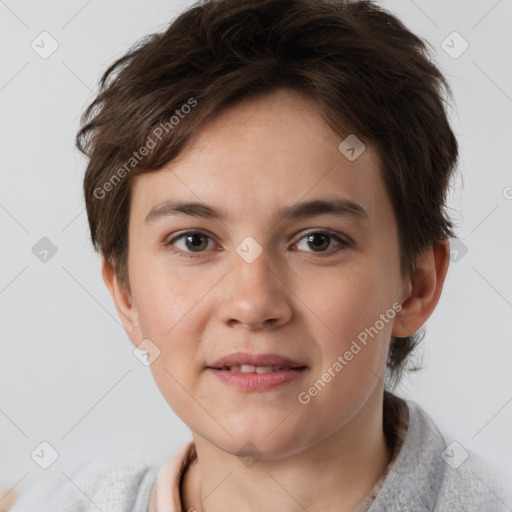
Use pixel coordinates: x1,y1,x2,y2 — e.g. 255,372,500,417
255,366,275,374
226,365,289,373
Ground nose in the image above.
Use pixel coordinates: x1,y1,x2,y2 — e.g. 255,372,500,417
217,247,293,331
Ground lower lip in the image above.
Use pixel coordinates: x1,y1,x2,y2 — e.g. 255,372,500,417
207,368,307,392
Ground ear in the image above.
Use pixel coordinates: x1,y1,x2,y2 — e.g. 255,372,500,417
392,238,450,338
101,255,143,348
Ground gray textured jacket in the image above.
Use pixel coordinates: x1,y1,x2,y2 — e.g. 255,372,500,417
9,398,512,511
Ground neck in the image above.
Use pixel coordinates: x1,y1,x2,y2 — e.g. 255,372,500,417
181,389,392,512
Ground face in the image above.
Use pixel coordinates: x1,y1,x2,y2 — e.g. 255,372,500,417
115,88,412,459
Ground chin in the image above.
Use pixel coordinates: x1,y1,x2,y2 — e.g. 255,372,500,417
211,426,312,463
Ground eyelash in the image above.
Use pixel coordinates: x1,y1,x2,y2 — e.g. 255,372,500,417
163,229,351,258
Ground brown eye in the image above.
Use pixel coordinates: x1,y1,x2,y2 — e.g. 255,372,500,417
295,230,349,254
306,233,330,251
183,233,209,252
165,231,214,256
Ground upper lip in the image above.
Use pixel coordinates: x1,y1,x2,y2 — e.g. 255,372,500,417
208,352,306,369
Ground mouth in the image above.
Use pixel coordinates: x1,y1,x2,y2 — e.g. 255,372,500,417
210,364,306,373
207,351,307,370
206,352,308,392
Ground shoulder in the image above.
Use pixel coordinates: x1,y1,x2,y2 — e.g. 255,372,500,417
369,395,512,512
433,439,512,512
9,456,159,512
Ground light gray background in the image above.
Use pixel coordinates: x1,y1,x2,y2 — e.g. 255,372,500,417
1,0,511,502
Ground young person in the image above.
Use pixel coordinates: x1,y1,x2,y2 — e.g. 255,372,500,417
10,0,511,510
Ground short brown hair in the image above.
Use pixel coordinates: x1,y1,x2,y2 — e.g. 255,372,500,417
76,0,459,388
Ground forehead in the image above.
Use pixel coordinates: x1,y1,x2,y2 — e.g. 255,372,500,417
130,88,389,228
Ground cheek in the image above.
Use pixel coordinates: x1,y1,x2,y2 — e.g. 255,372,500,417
132,277,208,399
304,265,396,375
307,263,392,330
132,264,204,339
145,313,206,424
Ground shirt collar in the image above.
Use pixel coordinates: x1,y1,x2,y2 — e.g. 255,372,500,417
149,440,197,512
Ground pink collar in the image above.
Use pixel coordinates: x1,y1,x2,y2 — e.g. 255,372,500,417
149,440,197,512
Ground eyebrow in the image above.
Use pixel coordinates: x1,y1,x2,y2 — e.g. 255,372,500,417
144,197,370,225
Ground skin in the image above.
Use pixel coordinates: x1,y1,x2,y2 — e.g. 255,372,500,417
102,88,450,512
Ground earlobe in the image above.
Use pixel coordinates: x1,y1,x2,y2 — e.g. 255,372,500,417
101,256,142,343
392,238,450,338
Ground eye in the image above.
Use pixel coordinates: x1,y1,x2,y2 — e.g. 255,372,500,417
164,229,350,258
164,230,215,257
294,230,350,254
